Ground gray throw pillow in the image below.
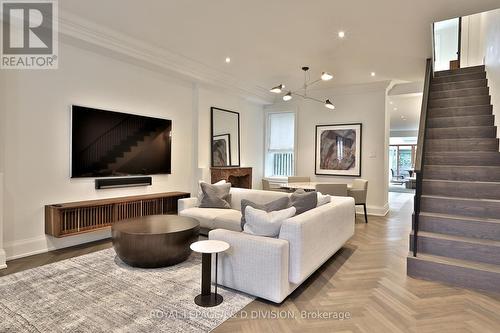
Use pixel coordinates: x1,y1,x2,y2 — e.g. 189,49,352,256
240,196,290,230
199,182,232,209
289,189,318,215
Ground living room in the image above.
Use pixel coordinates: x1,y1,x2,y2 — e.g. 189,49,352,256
1,1,500,332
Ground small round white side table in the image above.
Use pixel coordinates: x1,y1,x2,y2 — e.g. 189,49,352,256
190,240,230,307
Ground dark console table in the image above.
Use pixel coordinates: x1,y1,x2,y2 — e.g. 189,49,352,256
45,192,190,237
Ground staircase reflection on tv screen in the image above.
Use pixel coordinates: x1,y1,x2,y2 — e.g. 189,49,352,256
71,105,172,178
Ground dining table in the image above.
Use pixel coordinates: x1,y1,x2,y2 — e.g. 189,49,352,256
280,182,352,192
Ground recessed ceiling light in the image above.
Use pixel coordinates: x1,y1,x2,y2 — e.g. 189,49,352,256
401,115,407,120
371,72,376,77
389,101,393,105
225,57,231,63
338,31,345,38
393,107,398,111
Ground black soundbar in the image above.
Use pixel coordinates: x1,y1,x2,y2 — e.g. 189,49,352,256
95,177,152,189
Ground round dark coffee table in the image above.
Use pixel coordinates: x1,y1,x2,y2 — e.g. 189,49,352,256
112,215,200,268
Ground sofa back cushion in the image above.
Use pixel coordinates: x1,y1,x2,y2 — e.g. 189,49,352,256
229,188,290,211
240,196,290,230
289,190,318,214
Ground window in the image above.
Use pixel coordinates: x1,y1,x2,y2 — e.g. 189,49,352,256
265,112,296,177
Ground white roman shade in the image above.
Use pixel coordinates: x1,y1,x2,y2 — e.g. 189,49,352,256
268,112,295,150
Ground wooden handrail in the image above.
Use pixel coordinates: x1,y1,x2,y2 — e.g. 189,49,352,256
414,58,433,173
412,58,433,257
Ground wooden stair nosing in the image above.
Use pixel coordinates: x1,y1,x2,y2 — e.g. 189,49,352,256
434,65,485,78
417,212,500,241
407,253,500,294
410,230,500,265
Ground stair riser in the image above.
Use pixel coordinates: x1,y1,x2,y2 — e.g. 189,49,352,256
407,256,500,293
431,79,488,92
410,235,500,265
425,153,500,166
429,96,491,108
428,105,493,118
430,87,489,100
432,72,486,84
428,115,494,128
417,215,500,241
434,66,485,77
424,166,500,181
421,196,500,219
426,127,497,139
425,139,499,152
422,181,500,200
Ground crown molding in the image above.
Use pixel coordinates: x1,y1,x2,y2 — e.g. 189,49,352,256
57,10,273,104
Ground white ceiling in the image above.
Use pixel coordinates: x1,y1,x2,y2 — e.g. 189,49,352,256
388,94,422,131
60,0,500,94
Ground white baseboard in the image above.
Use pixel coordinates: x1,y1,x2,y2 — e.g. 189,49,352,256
4,230,111,261
0,249,6,269
355,203,389,216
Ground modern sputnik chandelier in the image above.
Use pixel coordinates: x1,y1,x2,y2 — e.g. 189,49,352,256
269,66,335,110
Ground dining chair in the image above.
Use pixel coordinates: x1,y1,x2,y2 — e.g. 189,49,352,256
348,179,369,223
315,183,348,196
262,179,288,192
287,176,311,183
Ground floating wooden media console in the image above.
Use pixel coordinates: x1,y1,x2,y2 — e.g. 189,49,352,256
45,192,190,237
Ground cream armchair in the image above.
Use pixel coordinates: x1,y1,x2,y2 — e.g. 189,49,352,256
348,179,368,223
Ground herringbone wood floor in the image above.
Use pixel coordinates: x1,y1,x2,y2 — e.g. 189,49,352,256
2,193,500,332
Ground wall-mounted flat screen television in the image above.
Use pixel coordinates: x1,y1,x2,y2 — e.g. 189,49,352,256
71,105,172,178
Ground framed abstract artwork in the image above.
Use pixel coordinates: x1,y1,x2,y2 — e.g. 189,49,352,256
212,133,231,167
315,123,362,176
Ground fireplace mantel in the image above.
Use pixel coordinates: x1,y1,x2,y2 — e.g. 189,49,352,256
211,167,252,189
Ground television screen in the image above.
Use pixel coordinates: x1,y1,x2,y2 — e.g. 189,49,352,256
71,105,172,178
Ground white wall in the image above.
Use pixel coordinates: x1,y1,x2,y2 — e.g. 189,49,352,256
1,42,264,261
480,9,500,144
197,86,264,190
461,14,485,67
270,82,390,215
434,18,460,71
0,68,5,268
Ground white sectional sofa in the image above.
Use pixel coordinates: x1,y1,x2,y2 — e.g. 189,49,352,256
178,188,355,303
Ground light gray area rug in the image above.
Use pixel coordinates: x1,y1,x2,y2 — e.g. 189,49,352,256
0,249,254,333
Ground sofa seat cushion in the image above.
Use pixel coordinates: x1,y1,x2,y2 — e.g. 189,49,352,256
213,209,243,232
179,208,235,229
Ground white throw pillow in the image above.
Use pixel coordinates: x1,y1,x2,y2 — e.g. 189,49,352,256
243,206,296,237
316,192,331,207
197,180,226,204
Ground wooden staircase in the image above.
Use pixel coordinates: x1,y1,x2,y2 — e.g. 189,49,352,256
407,64,500,293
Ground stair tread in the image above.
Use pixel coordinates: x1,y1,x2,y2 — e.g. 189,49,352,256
427,126,495,129
434,65,485,76
432,78,487,86
422,179,500,185
412,230,500,246
408,252,500,274
426,151,500,156
425,165,500,169
430,87,487,94
420,194,500,203
425,137,498,141
419,211,500,224
427,115,493,120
